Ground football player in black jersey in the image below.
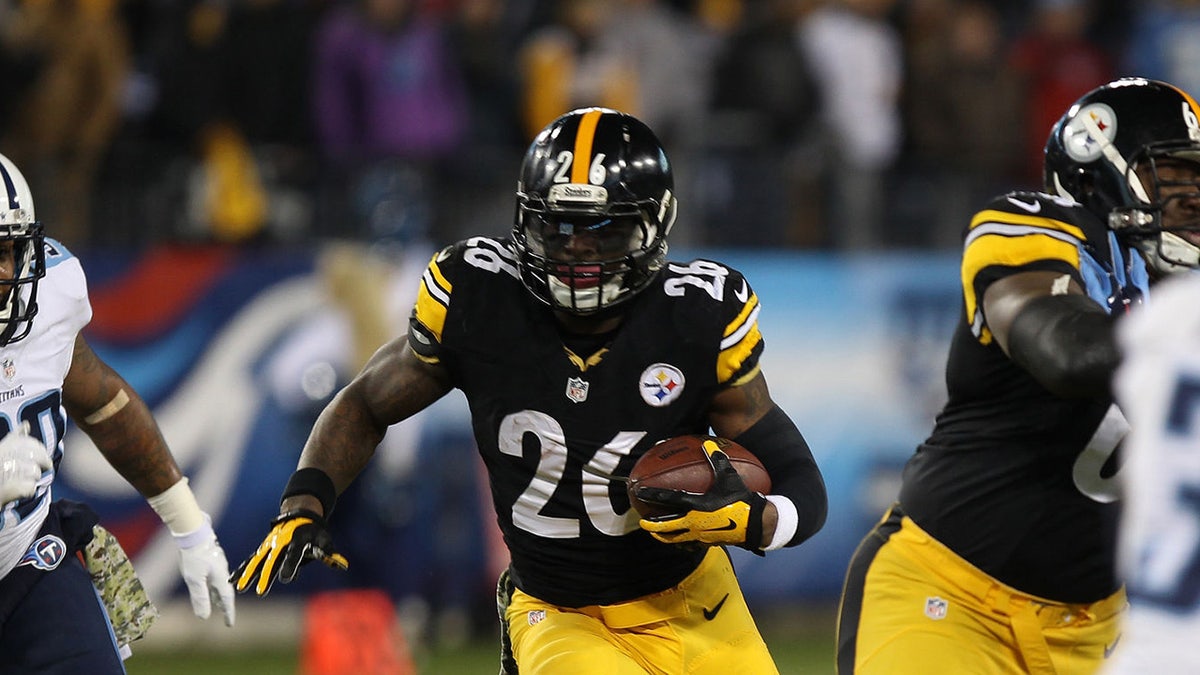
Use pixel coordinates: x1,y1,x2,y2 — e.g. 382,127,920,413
233,107,828,674
836,77,1200,674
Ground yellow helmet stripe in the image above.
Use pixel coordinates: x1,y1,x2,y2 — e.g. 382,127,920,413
1167,82,1200,117
571,109,603,183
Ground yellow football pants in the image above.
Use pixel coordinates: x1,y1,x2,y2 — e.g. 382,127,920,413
838,508,1125,675
505,546,779,675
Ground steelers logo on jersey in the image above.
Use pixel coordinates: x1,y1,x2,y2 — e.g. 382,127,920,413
639,363,685,407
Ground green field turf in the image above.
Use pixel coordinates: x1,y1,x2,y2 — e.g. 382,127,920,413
125,615,836,674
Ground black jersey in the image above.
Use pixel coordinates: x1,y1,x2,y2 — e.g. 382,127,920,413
408,236,765,607
898,191,1151,603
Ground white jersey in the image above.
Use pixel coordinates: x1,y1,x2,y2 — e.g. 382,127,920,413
0,239,91,577
1107,273,1200,674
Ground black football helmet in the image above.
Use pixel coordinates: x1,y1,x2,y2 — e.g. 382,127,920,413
513,107,677,315
1045,77,1200,276
0,153,44,345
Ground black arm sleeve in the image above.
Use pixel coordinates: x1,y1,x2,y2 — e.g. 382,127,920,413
1006,293,1119,399
733,404,827,547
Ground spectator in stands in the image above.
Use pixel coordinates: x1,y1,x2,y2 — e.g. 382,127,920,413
516,0,636,140
1124,0,1200,99
798,0,903,250
704,0,824,247
1007,0,1114,189
0,0,130,250
903,0,1024,249
312,0,469,244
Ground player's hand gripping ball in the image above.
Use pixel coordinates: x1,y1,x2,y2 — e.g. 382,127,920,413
629,435,771,551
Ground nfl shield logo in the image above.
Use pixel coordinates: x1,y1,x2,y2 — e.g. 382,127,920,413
527,610,546,626
2,358,14,380
566,377,589,403
924,596,948,621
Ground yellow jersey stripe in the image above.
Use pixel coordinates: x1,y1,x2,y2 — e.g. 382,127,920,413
718,299,762,384
571,109,602,184
414,255,452,343
730,363,762,388
967,209,1086,240
722,293,760,350
962,231,1081,344
718,322,762,384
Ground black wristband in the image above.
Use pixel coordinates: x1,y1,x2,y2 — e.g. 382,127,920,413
281,468,337,517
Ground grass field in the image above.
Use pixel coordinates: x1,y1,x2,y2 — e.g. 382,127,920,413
123,602,837,674
125,633,834,675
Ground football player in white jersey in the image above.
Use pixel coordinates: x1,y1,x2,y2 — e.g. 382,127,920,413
0,152,235,673
1107,272,1200,674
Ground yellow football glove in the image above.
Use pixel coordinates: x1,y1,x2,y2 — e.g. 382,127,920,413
231,509,348,596
636,440,768,552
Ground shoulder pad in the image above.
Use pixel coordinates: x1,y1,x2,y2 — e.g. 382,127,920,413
982,191,1082,222
410,236,519,357
658,259,763,385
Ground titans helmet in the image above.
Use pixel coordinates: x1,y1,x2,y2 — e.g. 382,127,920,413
1045,77,1200,275
0,153,45,345
512,108,677,315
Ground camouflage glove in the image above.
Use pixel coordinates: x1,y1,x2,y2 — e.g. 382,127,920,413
231,509,348,596
635,439,768,552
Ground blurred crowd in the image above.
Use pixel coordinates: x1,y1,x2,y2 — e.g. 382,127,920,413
0,0,1184,253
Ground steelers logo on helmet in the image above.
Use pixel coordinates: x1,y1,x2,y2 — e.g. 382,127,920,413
639,363,685,407
1063,103,1117,164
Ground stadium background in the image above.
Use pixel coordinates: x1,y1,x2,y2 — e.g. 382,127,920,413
0,0,1183,671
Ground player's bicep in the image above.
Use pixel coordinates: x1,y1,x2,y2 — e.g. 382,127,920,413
62,335,129,422
982,270,1085,355
707,371,774,440
351,336,453,428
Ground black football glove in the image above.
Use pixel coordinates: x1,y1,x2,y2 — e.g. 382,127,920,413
635,439,768,552
231,509,348,596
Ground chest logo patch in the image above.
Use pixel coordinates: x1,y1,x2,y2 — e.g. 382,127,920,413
566,377,589,403
639,363,685,407
2,358,14,381
924,596,948,621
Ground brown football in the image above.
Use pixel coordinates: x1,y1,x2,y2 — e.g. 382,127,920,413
627,435,771,518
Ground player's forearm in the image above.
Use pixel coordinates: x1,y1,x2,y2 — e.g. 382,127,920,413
82,392,184,498
283,385,387,515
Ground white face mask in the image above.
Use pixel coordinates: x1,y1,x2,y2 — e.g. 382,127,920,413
1138,231,1200,276
546,271,627,313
